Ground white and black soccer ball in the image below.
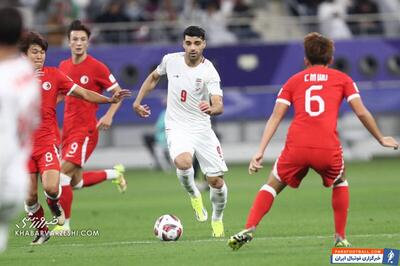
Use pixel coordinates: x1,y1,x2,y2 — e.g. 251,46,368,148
154,214,183,241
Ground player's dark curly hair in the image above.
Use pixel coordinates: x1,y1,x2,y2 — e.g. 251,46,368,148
0,7,23,45
67,20,91,39
18,31,48,54
304,32,334,66
183,26,206,40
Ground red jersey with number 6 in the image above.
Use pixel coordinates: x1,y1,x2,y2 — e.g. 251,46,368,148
59,55,118,140
276,65,360,149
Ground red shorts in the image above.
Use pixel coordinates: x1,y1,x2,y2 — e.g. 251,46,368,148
61,130,99,167
273,145,345,188
28,145,61,174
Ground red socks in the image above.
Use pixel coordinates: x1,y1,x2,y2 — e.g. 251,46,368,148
244,181,349,240
245,185,276,229
28,205,48,234
59,185,73,219
332,182,349,239
82,171,107,187
58,171,107,220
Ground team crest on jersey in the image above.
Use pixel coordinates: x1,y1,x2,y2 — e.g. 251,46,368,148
80,75,89,84
42,81,52,91
195,78,203,92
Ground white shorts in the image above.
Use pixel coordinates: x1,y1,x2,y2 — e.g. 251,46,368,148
166,127,228,177
0,152,29,208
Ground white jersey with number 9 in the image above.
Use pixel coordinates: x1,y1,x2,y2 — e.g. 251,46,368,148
156,52,223,132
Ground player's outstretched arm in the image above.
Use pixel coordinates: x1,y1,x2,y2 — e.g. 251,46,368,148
97,85,124,130
199,95,223,116
133,69,161,118
349,97,399,149
249,102,289,174
71,86,131,104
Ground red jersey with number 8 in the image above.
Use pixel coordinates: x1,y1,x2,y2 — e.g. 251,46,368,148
276,65,360,149
33,67,76,147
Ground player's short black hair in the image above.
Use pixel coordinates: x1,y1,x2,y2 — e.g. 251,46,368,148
183,26,206,40
18,31,48,54
0,7,23,45
67,20,91,39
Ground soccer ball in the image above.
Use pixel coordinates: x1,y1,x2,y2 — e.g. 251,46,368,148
154,214,183,241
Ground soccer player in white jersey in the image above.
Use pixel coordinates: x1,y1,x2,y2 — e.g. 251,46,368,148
0,7,40,252
133,26,228,237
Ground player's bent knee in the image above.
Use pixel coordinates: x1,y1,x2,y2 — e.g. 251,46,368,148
207,175,224,188
174,159,192,170
42,184,60,199
61,161,79,176
174,153,193,170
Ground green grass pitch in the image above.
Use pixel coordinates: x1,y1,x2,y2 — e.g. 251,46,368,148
1,157,399,266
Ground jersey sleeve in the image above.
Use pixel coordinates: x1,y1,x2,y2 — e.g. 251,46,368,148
206,63,223,96
96,62,119,92
55,69,78,96
342,74,360,102
156,54,169,76
276,80,293,106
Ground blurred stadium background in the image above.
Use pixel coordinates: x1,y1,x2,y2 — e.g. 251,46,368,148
12,0,400,168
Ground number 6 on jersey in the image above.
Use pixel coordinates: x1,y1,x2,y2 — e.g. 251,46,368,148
305,85,325,117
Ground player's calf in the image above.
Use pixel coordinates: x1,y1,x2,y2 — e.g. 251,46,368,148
46,198,65,226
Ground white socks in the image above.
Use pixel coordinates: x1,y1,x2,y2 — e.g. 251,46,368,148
210,183,228,221
105,169,118,180
60,173,72,186
64,218,70,228
24,202,40,214
176,167,200,198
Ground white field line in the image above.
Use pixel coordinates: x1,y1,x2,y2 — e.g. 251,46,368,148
12,233,400,248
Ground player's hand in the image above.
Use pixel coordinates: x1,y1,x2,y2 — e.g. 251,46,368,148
110,89,131,103
199,101,212,115
133,102,151,118
248,152,264,174
97,114,113,130
379,136,399,150
34,69,44,79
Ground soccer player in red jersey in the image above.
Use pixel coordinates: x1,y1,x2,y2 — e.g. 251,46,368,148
228,32,399,250
56,20,128,233
19,31,130,244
